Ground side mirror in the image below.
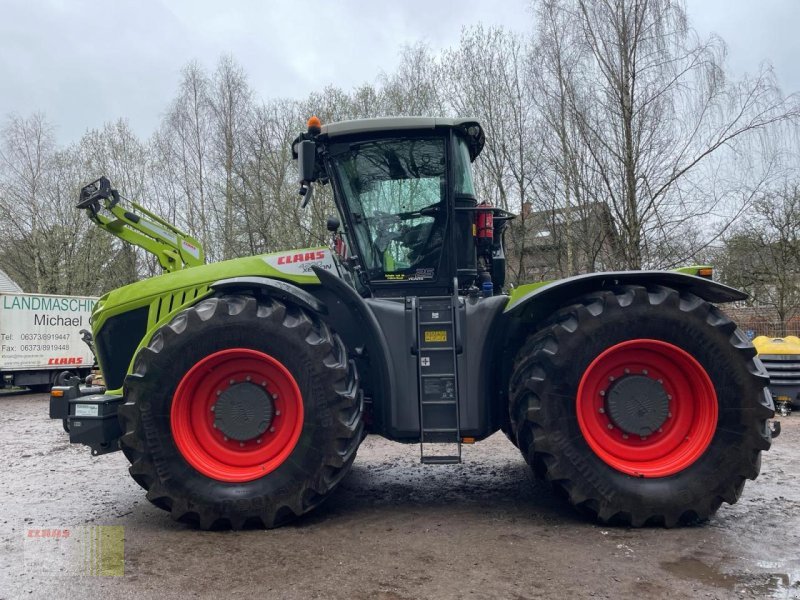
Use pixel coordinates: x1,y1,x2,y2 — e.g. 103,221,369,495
297,140,317,183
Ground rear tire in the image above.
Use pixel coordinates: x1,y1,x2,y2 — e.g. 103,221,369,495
500,422,518,448
509,285,773,526
119,294,363,530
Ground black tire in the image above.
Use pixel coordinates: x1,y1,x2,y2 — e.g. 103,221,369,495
500,422,518,448
55,370,75,386
118,294,364,530
509,285,773,527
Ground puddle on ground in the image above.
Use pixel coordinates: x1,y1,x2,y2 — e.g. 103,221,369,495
662,556,800,598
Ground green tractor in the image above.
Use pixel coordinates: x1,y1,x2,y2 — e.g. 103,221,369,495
51,116,775,529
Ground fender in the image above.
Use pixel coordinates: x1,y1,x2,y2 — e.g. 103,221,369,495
505,271,748,322
311,266,396,419
210,276,326,315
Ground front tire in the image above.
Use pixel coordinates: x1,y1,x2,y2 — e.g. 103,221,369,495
118,294,363,529
509,285,773,526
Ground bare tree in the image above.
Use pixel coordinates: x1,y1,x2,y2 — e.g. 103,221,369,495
154,62,214,256
237,98,313,253
379,43,446,117
0,113,57,292
0,114,125,295
208,55,252,259
4,15,800,298
78,119,150,282
441,26,541,284
716,184,800,334
534,0,800,270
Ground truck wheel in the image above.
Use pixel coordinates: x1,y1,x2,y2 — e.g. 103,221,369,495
509,285,773,526
55,370,74,386
118,294,363,530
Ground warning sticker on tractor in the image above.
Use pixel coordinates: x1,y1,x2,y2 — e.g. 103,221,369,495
424,330,447,343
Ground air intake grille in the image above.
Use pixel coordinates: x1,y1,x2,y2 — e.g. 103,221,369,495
153,285,209,323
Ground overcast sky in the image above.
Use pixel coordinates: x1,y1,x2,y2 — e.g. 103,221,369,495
1,0,798,145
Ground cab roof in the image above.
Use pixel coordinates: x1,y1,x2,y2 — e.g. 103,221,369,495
319,117,485,161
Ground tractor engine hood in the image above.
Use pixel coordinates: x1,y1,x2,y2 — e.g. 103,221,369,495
95,247,337,321
90,247,338,393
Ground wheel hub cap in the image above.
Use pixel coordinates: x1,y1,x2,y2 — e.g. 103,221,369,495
576,339,718,478
606,375,669,436
214,382,274,441
170,348,304,483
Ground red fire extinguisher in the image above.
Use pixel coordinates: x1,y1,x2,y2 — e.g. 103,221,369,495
476,201,494,248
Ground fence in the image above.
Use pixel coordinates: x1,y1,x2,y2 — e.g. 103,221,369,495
723,306,800,339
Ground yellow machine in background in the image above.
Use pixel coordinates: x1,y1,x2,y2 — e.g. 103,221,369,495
753,336,800,416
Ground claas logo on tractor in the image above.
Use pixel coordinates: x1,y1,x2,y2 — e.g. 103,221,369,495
59,116,776,531
276,250,326,265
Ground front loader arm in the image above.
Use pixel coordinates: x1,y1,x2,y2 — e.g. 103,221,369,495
78,177,205,273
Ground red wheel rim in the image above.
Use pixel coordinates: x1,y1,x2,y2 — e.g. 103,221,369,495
576,339,717,478
170,348,304,483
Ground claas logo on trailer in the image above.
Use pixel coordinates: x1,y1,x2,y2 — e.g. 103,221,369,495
48,357,84,365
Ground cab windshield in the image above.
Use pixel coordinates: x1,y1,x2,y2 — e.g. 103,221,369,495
329,137,447,282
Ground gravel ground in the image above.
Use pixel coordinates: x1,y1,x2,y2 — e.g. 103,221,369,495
0,391,798,599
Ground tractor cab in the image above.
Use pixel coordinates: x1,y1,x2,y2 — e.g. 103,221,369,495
294,117,512,297
293,117,516,463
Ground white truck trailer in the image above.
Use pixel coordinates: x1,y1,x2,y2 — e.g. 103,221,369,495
1,292,97,391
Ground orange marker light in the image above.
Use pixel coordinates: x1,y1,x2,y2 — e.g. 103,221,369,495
51,389,64,397
307,116,322,134
698,267,713,278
